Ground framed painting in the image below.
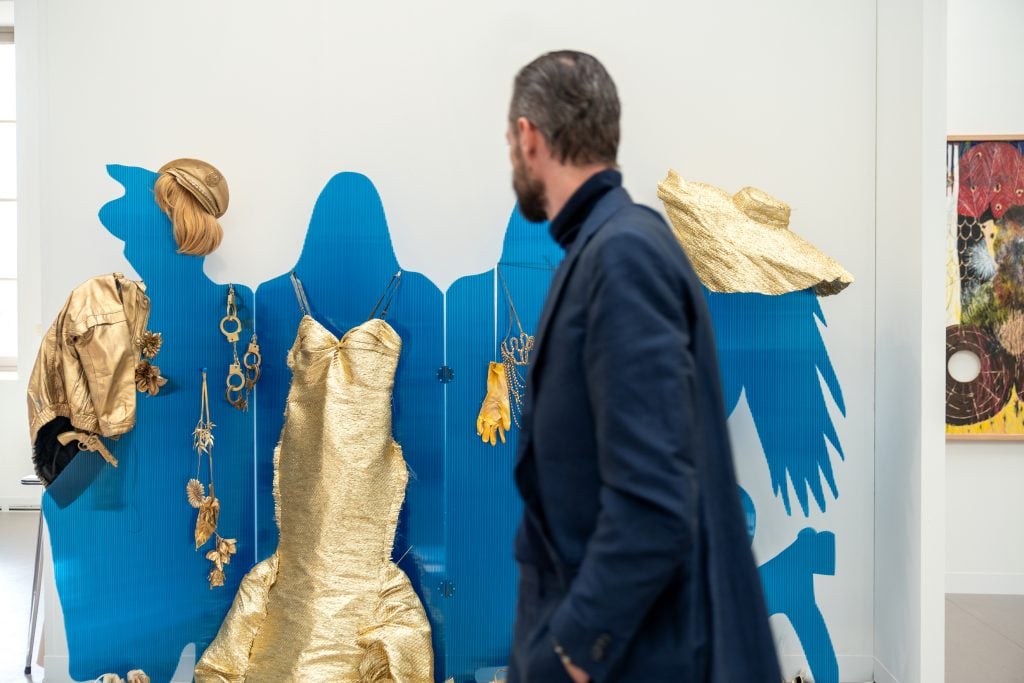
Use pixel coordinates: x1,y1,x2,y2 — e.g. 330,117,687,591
947,136,1024,439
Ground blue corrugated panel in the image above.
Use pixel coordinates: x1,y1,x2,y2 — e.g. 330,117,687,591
442,207,561,681
254,172,447,676
44,165,256,680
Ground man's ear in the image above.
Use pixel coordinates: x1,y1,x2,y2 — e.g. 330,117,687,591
516,117,542,160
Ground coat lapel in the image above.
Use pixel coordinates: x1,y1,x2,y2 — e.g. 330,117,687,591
518,187,632,464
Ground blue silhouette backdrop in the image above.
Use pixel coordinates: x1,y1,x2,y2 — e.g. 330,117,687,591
43,165,255,681
253,172,448,671
44,167,845,683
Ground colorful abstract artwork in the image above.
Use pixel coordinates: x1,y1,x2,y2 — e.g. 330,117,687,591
946,140,1024,438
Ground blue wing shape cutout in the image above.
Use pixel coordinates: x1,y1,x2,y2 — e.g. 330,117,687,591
707,290,846,516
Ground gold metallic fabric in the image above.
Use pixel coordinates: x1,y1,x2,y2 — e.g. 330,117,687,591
158,158,229,218
657,170,854,296
195,316,433,682
27,273,154,473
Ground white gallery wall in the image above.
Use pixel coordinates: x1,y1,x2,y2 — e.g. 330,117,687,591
9,1,946,681
874,0,947,681
946,0,1024,595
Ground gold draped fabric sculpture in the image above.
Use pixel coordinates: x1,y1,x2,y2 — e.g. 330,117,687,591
657,170,854,296
195,277,433,682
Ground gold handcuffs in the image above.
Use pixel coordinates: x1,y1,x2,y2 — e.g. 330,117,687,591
221,284,261,410
219,286,241,343
243,335,262,389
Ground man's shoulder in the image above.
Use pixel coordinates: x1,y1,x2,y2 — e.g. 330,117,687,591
587,201,681,265
607,197,666,227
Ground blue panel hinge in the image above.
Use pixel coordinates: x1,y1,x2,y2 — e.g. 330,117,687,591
437,366,455,384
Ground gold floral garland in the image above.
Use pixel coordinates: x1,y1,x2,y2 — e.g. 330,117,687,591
189,369,236,588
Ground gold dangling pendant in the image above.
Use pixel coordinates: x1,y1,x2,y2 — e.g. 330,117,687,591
190,369,236,588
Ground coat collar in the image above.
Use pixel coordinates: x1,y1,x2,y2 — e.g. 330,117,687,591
517,186,632,461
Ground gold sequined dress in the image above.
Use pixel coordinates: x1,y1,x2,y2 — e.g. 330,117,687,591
194,313,433,682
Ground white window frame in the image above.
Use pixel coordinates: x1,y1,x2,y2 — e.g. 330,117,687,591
0,23,15,373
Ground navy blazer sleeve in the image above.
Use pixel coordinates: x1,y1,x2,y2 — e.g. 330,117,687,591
548,226,698,681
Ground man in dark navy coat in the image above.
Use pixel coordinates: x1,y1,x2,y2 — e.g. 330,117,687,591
505,51,781,683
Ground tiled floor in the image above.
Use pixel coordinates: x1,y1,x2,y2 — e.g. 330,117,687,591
0,510,44,683
947,593,1024,682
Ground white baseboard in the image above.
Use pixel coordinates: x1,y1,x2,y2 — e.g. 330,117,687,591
873,656,899,683
946,571,1024,595
0,496,41,510
777,654,875,682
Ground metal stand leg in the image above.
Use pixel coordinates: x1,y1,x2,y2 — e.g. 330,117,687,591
25,511,43,676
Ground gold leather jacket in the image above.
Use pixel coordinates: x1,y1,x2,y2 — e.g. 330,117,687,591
27,273,157,480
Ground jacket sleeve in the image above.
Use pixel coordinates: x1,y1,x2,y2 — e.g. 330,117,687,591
547,227,698,681
65,281,138,436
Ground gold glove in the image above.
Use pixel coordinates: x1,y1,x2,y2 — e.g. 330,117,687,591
476,361,511,446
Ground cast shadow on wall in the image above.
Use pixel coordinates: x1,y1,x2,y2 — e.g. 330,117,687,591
46,166,843,683
43,164,256,682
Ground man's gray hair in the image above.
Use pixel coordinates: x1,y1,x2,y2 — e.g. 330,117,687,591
510,51,620,166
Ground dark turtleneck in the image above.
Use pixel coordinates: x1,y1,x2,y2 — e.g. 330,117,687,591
548,169,623,249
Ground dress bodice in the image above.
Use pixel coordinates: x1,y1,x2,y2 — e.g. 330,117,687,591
275,315,406,560
289,315,401,387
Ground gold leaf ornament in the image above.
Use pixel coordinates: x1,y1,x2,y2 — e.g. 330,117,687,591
135,360,168,396
195,492,220,549
135,330,163,359
217,536,237,561
193,423,215,455
208,567,225,589
205,548,224,570
205,535,237,571
186,479,205,508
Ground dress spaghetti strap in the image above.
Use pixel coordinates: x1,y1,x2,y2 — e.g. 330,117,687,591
368,271,403,321
290,271,312,317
